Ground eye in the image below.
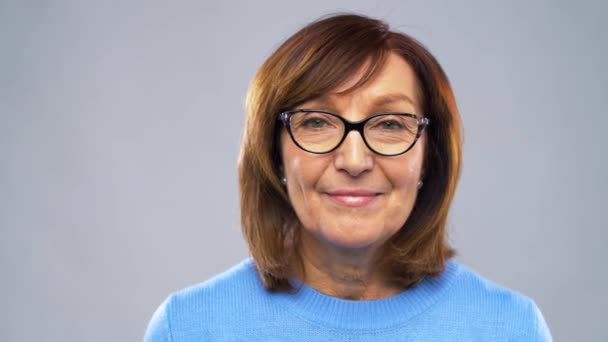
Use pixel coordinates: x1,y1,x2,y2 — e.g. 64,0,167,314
302,117,330,128
377,119,404,130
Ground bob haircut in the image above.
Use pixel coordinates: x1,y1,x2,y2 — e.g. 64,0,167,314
238,13,462,291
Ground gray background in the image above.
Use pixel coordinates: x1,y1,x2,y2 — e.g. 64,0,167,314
1,0,606,341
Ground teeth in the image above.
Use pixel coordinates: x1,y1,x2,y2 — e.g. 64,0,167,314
342,196,365,204
332,195,375,206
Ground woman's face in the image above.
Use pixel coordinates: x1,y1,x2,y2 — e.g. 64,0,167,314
280,52,426,253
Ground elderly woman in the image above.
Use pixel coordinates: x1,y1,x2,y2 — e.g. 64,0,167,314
145,14,552,341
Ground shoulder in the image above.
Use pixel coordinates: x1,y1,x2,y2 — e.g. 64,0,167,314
144,258,265,342
448,259,530,304
169,258,261,307
444,260,552,341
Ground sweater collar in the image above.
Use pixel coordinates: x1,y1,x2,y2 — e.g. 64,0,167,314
270,259,462,330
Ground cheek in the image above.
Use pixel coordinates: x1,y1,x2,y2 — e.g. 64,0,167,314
382,153,424,232
281,141,332,230
389,146,425,188
406,157,424,184
281,134,327,199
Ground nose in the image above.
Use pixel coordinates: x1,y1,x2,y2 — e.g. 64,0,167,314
333,131,374,177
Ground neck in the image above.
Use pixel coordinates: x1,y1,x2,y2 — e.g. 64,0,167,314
295,232,401,300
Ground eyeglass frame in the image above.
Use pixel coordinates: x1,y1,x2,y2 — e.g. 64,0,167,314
278,109,430,157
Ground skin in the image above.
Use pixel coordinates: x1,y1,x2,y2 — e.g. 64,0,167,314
280,52,426,300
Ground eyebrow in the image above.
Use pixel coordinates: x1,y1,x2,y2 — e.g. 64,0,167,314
370,93,417,108
310,93,417,109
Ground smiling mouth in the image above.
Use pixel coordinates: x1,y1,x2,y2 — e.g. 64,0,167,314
324,191,381,208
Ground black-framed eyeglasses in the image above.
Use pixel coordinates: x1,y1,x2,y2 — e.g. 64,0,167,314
279,109,429,156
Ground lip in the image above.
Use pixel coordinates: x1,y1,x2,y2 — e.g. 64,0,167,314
324,189,382,208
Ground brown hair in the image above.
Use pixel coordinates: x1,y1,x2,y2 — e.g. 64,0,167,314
238,13,462,291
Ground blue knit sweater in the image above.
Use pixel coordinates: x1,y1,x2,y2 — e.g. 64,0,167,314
145,258,552,341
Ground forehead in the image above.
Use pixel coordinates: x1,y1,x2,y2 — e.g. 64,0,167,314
312,52,421,111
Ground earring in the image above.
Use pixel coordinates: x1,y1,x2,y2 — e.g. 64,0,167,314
417,180,423,190
281,176,287,185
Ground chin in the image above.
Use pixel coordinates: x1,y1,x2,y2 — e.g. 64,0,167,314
319,223,388,250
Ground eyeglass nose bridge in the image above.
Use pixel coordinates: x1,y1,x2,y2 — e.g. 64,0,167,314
334,118,374,153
